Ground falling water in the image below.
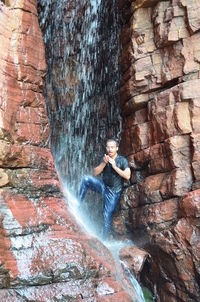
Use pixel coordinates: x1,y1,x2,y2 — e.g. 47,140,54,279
64,188,146,302
38,0,146,301
105,240,146,302
38,0,121,191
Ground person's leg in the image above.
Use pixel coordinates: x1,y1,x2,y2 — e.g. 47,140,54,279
79,175,104,202
102,188,121,239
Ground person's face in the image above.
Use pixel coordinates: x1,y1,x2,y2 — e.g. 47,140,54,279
106,141,118,158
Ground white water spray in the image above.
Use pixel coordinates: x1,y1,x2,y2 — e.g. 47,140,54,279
63,184,145,302
38,0,146,300
38,0,122,191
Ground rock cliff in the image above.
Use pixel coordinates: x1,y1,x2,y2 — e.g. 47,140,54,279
1,0,199,301
0,1,135,301
117,0,200,301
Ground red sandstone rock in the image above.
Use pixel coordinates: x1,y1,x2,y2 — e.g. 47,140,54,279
148,142,171,173
147,135,191,174
165,135,191,169
130,7,156,59
180,0,200,34
150,98,192,144
122,108,148,128
189,98,200,133
191,133,200,181
182,33,200,74
119,246,150,279
0,1,135,301
128,148,150,170
179,189,200,218
160,165,193,198
112,212,129,235
122,93,151,115
1,0,200,301
120,185,140,209
129,198,179,230
144,217,200,300
131,0,160,11
152,1,189,47
119,2,200,300
120,121,153,156
140,173,166,204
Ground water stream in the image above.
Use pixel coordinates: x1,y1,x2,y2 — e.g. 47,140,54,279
38,0,145,300
64,188,145,302
38,0,121,190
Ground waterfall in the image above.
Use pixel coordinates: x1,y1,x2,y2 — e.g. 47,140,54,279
63,188,146,302
38,0,121,191
38,1,146,301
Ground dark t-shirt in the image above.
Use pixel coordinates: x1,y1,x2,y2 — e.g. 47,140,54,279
100,154,129,193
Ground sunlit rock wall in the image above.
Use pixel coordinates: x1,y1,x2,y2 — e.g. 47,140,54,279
116,0,200,301
0,1,135,301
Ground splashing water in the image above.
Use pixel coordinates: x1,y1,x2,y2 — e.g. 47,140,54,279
63,187,145,302
105,240,146,302
62,186,101,236
38,0,145,300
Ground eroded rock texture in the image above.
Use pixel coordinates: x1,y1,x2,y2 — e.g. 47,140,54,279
0,1,134,301
116,0,200,301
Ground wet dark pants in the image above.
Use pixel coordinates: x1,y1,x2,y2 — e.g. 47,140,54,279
79,175,120,239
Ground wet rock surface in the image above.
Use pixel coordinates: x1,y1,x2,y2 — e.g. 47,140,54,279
0,1,136,301
1,0,200,301
119,246,150,280
116,0,200,301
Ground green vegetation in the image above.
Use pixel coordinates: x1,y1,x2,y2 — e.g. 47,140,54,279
143,287,154,302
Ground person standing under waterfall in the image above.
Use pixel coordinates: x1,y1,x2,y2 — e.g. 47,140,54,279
79,138,131,239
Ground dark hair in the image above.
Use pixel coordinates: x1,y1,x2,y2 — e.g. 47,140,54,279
106,138,119,147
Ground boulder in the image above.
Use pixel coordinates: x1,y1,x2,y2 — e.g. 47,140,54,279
119,246,150,279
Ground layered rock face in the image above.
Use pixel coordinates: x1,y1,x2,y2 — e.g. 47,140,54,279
0,1,135,301
1,0,199,301
117,0,200,301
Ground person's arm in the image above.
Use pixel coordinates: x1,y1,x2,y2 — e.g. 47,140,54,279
108,157,131,180
93,154,109,176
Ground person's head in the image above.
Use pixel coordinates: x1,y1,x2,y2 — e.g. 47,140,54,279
106,138,119,158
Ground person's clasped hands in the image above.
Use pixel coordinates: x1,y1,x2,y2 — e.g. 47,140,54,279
103,154,116,168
